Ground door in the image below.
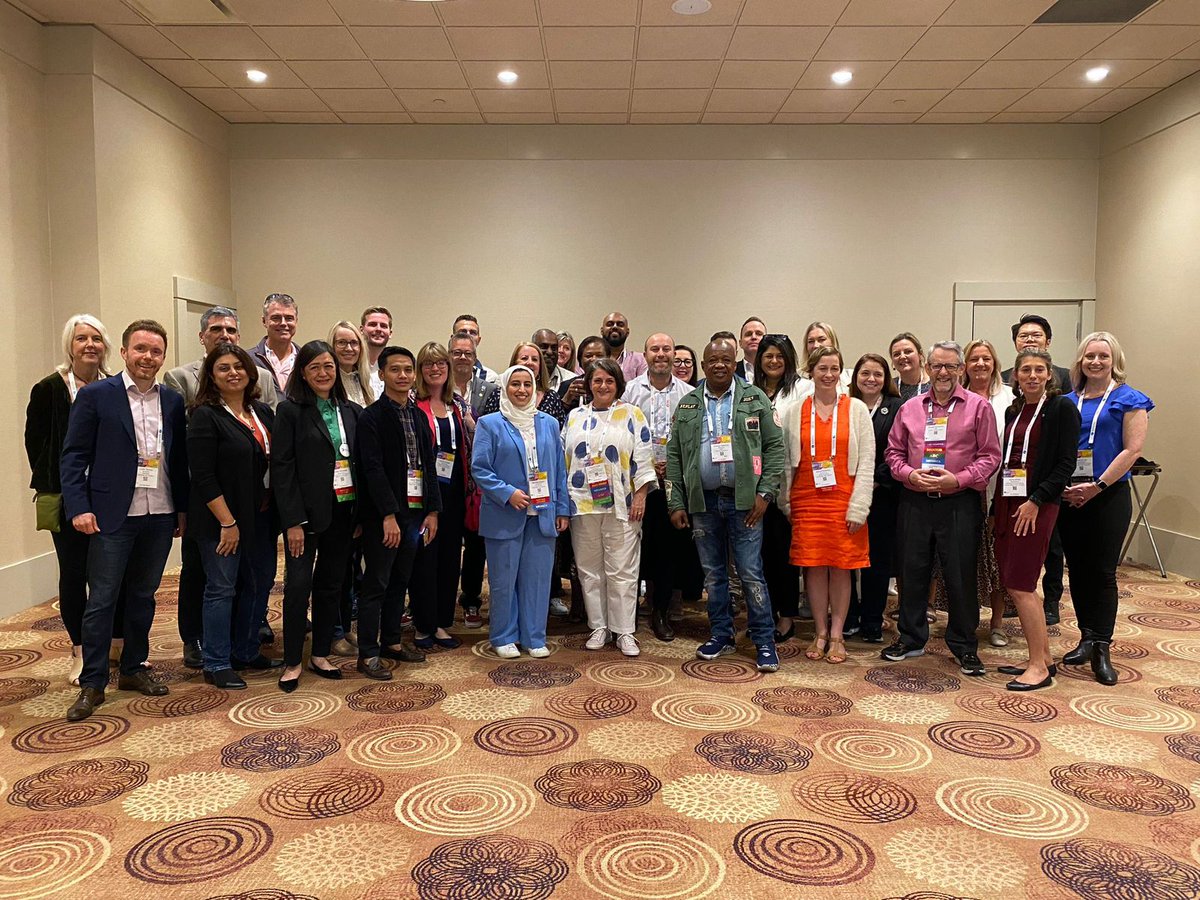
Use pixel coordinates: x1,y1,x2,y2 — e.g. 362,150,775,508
970,301,1084,374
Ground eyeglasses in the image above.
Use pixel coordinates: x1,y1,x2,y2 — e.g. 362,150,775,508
1016,331,1046,340
450,350,475,359
929,363,961,372
422,360,448,369
672,359,693,368
333,340,360,350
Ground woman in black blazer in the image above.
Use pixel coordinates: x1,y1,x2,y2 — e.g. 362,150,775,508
992,348,1081,692
849,353,902,643
187,343,280,689
25,314,112,685
271,340,361,692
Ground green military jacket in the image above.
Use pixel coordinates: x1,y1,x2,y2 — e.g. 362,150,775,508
665,377,784,514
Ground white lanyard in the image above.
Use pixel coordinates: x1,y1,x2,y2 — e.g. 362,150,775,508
1004,393,1046,468
652,389,671,438
138,392,164,459
810,396,839,460
1077,380,1115,448
704,391,734,439
925,396,958,423
443,411,457,452
334,405,349,458
523,426,539,474
222,402,271,457
870,398,883,416
67,371,80,402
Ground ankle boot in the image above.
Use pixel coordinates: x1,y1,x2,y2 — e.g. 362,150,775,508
1043,600,1060,626
1091,641,1117,685
1063,633,1094,666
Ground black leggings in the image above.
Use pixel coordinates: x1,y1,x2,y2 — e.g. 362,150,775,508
1058,480,1131,643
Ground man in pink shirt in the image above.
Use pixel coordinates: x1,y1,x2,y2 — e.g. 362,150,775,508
882,340,1000,676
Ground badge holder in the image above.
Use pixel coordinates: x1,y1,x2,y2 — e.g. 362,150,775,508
528,471,551,509
407,468,424,509
585,458,614,509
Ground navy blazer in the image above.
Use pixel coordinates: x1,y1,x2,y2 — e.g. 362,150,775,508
471,411,568,540
61,374,188,533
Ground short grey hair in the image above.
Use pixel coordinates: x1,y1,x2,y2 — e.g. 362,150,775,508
929,340,964,363
262,292,297,315
200,306,238,332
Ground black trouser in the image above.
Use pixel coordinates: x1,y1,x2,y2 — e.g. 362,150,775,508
282,502,354,667
853,487,898,636
641,490,692,612
897,490,981,657
412,486,465,634
358,514,422,659
176,532,205,645
1059,480,1130,643
1042,524,1065,607
460,529,486,608
762,503,799,618
51,506,125,646
340,538,363,634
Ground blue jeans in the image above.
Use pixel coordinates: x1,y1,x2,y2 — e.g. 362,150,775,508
690,491,774,647
80,513,175,690
198,510,276,671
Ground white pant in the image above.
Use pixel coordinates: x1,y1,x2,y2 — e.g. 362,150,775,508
570,514,642,636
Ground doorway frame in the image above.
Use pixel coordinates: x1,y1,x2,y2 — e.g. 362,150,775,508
952,281,1096,350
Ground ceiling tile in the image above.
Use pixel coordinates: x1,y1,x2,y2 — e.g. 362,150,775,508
202,59,307,88
159,26,277,60
551,60,633,88
1080,86,1158,111
394,89,479,112
338,112,415,122
287,60,386,88
707,88,791,111
918,111,994,122
844,111,922,122
702,112,776,122
631,89,710,112
544,27,635,60
989,111,1066,122
780,88,870,111
905,26,1023,59
960,59,1070,88
739,0,850,26
237,88,329,111
716,60,807,88
930,87,1029,111
375,61,468,89
447,27,544,60
98,26,188,59
1123,58,1200,87
474,89,554,112
186,87,257,112
795,60,894,89
1088,25,1200,59
224,0,340,26
1060,110,1112,122
557,113,629,123
222,111,273,122
629,112,702,122
538,0,638,26
1005,87,1109,111
408,111,485,122
552,89,629,112
145,59,223,87
19,0,141,24
878,60,981,88
774,112,849,122
327,0,440,25
639,26,736,59
640,0,743,26
437,0,539,26
1041,58,1158,88
816,26,925,59
728,26,828,59
315,88,402,111
837,0,954,26
994,25,1118,60
935,0,1059,26
1135,0,1200,25
856,88,948,112
463,61,549,89
633,60,721,88
255,26,365,60
350,27,455,59
484,113,556,123
268,111,341,123
1177,41,1200,58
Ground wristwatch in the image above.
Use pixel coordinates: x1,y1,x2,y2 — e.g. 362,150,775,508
758,491,774,504
1094,479,1109,492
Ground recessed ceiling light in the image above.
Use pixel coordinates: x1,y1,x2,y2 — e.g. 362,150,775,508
1085,65,1110,82
831,69,853,85
672,0,712,15
497,70,518,85
246,69,267,83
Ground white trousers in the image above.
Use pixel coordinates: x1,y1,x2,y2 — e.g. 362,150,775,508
570,513,642,636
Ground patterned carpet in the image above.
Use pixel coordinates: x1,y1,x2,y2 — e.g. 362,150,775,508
1,564,1199,900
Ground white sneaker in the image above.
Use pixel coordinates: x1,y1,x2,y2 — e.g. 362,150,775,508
493,643,520,659
616,634,640,657
585,628,608,650
527,646,551,658
68,646,83,687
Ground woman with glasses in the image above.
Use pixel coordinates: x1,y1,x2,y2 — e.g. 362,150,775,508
328,321,374,408
673,345,699,387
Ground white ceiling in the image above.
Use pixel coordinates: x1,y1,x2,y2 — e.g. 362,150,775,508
11,0,1200,124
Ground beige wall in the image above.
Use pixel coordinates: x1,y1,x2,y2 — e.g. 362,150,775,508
1097,72,1200,576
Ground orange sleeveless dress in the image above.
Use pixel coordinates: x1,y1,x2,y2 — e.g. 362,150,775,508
789,395,870,569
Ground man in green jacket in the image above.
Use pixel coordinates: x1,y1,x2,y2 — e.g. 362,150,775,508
666,338,784,672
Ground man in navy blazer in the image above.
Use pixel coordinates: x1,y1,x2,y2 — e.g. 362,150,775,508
60,319,188,720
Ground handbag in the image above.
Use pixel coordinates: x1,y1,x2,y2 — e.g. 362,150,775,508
34,492,62,533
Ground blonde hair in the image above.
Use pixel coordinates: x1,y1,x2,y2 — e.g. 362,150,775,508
1070,331,1127,392
801,321,840,375
327,321,374,404
58,314,112,376
961,338,1002,396
508,342,552,393
414,342,455,403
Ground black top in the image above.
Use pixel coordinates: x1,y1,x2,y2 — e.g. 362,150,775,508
997,394,1081,509
271,398,361,534
480,387,568,427
25,372,72,493
870,398,902,499
187,402,275,546
355,397,443,522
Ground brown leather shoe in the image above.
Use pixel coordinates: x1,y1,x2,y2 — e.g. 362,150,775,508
356,657,394,680
66,687,105,721
117,669,169,696
652,610,675,642
380,643,425,663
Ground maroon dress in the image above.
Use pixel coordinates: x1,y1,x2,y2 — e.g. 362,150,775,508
993,404,1059,592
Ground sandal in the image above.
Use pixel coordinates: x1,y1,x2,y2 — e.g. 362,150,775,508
805,636,828,661
826,639,847,664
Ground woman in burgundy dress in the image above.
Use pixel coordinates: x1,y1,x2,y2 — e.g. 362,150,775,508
992,348,1080,691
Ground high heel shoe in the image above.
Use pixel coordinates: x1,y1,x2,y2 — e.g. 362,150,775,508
805,636,828,661
307,663,343,680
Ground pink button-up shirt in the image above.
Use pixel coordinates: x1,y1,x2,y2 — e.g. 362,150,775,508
885,383,1000,495
123,371,175,516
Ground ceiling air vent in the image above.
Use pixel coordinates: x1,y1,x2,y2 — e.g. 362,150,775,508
126,0,238,25
1035,0,1160,24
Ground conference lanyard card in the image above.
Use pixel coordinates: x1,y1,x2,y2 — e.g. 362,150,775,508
653,436,668,463
528,471,551,508
585,459,614,508
1074,450,1094,478
135,457,160,489
333,459,356,502
1002,468,1028,497
435,451,455,483
710,435,734,463
921,446,945,470
812,460,837,489
407,469,424,508
924,418,948,442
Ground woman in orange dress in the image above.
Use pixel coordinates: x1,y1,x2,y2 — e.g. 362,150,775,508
780,348,875,664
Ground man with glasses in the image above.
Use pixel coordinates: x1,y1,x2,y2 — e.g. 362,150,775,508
452,314,499,384
251,293,300,393
448,330,492,629
883,341,1000,677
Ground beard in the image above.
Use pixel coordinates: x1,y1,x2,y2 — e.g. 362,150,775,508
604,331,625,348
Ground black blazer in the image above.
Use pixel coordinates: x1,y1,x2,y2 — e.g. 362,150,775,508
271,398,360,534
25,373,73,493
997,394,1081,508
187,402,275,546
870,397,902,499
355,397,443,523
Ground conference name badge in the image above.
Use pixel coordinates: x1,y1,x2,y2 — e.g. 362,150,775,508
921,446,945,470
435,451,455,483
924,417,948,442
1002,468,1028,497
528,471,551,508
407,468,424,509
135,457,160,489
585,459,614,509
333,459,356,502
813,460,837,489
710,434,734,463
1074,449,1094,478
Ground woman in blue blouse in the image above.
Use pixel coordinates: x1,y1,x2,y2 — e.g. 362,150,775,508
1058,331,1152,686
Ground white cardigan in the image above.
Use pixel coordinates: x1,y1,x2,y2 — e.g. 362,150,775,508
778,394,875,524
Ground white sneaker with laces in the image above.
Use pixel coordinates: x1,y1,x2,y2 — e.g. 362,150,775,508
493,643,520,659
585,628,608,650
616,634,640,657
527,646,551,658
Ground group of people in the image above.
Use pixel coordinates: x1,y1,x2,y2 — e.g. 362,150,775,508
25,299,1151,720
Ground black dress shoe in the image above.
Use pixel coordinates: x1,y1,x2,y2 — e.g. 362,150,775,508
773,621,795,644
66,687,105,721
258,623,275,645
434,635,461,650
1092,641,1118,685
998,664,1058,678
381,644,425,663
308,663,343,680
1063,635,1094,666
234,654,284,671
1044,602,1060,626
204,669,247,690
356,657,393,680
118,669,169,696
1007,675,1053,692
652,610,675,643
182,639,203,669
277,675,299,693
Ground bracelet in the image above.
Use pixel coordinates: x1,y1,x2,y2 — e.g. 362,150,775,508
220,521,237,528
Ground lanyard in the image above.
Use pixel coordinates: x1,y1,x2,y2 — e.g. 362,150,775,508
137,391,164,459
67,371,80,402
1077,380,1115,448
524,428,539,475
704,390,733,439
439,411,457,452
334,405,350,458
652,389,671,438
1004,393,1046,468
870,398,882,416
924,396,958,423
810,396,839,460
222,402,271,457
586,404,617,461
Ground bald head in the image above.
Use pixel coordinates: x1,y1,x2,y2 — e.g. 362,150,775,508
532,328,560,375
601,311,630,352
643,332,675,382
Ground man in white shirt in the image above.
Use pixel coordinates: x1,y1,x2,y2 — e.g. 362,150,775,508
735,317,766,384
250,293,300,393
453,314,499,384
361,306,393,399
